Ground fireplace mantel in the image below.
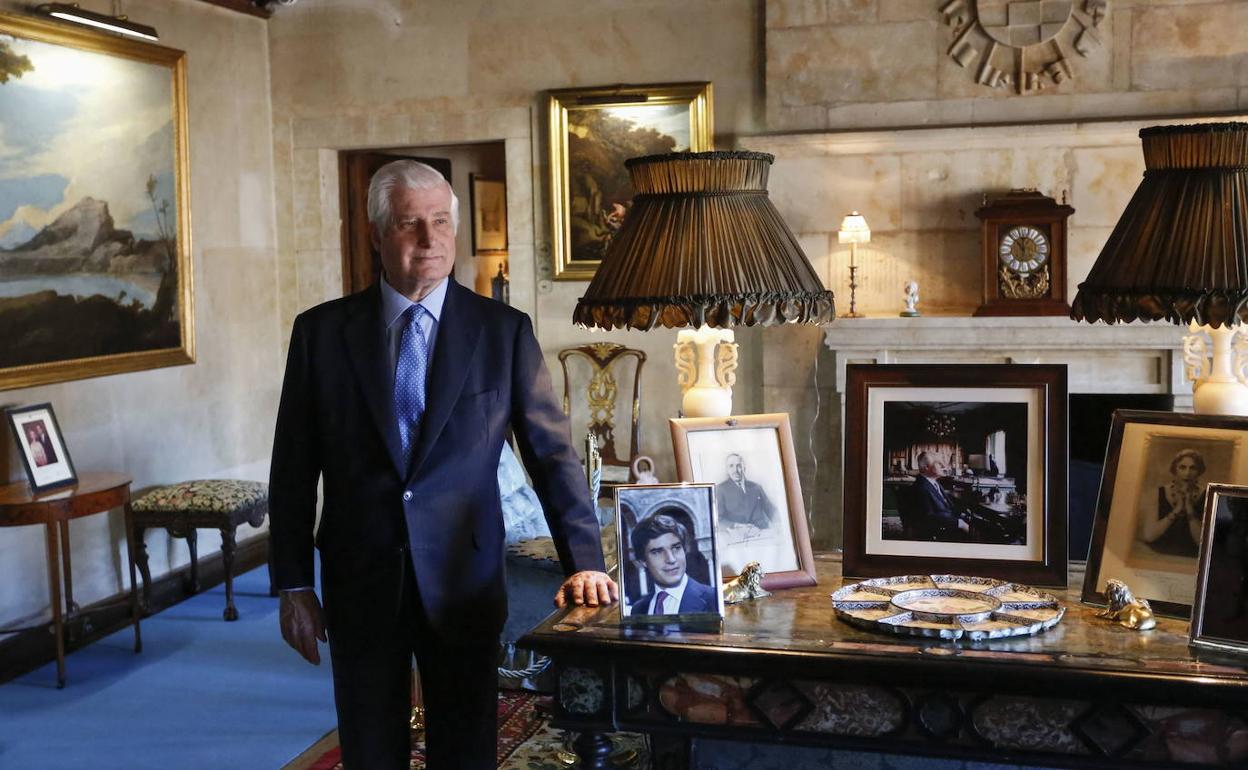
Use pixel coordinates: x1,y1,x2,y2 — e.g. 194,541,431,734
821,316,1189,406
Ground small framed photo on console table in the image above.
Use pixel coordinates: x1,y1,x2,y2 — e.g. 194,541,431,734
669,413,816,590
1085,410,1248,618
6,402,77,491
1191,484,1248,655
615,483,724,624
843,364,1068,586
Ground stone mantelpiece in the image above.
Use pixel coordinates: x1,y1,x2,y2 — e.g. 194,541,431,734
822,316,1190,406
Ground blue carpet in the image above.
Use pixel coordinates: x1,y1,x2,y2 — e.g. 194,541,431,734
0,565,336,770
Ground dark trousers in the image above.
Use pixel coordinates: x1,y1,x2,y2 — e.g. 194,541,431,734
329,560,499,770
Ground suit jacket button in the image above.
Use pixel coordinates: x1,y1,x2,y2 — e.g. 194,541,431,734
403,491,413,502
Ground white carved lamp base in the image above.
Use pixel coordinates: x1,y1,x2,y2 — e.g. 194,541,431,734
674,326,739,418
1184,322,1248,416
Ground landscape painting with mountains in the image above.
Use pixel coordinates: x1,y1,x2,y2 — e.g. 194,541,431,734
0,25,185,380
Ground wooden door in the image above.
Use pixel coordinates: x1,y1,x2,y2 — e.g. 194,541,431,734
339,151,452,296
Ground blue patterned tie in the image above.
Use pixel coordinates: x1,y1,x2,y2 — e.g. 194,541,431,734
394,304,429,468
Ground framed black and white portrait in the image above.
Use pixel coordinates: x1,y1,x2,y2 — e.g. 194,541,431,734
1084,410,1248,617
670,413,816,590
843,364,1068,586
615,483,724,624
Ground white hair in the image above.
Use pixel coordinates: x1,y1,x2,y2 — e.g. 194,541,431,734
367,160,459,233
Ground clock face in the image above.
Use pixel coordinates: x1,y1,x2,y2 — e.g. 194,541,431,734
998,226,1050,274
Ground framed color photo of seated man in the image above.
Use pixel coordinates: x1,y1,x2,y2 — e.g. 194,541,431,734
1190,484,1248,655
1083,411,1248,618
616,483,724,624
670,413,816,590
843,364,1068,586
6,402,76,491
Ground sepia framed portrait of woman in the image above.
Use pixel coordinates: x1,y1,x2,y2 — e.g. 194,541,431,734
843,364,1068,586
1084,410,1248,618
6,402,76,491
547,81,712,280
615,483,724,625
669,413,816,590
1190,484,1248,655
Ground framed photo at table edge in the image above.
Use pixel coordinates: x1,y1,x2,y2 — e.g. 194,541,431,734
1084,410,1248,618
670,413,816,590
1190,483,1248,655
843,364,1068,587
615,482,725,625
6,402,77,491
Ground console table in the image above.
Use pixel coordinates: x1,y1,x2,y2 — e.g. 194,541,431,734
521,554,1248,769
0,473,142,687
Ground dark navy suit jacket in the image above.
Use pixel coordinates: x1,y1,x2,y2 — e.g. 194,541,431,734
269,279,604,648
908,476,961,540
629,577,718,616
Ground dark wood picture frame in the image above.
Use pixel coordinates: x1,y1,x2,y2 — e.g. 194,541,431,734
1083,410,1248,618
670,413,817,590
6,402,77,491
843,364,1068,586
469,173,507,255
1190,483,1248,655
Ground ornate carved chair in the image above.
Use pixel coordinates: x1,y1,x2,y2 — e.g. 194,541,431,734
558,342,647,489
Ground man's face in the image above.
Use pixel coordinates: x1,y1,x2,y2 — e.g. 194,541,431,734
726,455,745,483
371,184,456,297
640,532,686,589
921,459,946,479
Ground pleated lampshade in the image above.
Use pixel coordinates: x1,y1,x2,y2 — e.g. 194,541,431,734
1071,122,1248,329
573,150,835,331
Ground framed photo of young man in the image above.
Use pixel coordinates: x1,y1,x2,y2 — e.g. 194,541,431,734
843,364,1068,586
615,483,724,624
1083,410,1248,618
6,402,76,491
1190,484,1248,655
670,413,816,590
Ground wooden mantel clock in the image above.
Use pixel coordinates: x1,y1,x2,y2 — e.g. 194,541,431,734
973,189,1075,317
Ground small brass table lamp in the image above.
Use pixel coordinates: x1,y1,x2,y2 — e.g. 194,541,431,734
838,211,870,318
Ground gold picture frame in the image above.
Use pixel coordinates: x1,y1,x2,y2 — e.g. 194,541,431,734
547,82,712,281
0,13,193,391
669,412,817,590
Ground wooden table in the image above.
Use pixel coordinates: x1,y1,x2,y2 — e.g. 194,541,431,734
0,473,142,687
521,555,1248,769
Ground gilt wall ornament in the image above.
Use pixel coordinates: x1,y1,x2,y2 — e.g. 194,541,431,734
940,0,1108,94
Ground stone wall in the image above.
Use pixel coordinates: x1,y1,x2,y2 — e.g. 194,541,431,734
0,0,279,628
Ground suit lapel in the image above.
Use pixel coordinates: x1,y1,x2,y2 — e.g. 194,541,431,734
343,284,406,478
408,280,482,479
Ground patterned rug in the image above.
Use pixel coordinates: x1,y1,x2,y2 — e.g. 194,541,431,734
298,690,647,770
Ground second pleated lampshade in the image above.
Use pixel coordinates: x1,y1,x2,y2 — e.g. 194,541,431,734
573,150,835,331
1071,122,1248,328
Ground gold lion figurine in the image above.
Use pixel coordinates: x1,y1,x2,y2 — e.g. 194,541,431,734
723,561,771,604
1096,579,1156,631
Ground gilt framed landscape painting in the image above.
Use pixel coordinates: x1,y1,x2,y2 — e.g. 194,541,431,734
0,13,193,391
547,82,712,281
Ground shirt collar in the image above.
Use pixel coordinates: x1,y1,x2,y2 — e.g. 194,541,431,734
656,573,688,606
380,275,448,329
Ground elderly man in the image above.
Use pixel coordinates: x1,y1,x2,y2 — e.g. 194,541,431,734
907,452,970,541
714,452,777,531
269,160,616,770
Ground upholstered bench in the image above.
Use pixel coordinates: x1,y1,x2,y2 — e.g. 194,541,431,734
131,479,275,621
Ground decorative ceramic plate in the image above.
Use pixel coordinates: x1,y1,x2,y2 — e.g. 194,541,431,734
831,575,1065,641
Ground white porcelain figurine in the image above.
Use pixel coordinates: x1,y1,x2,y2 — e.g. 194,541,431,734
901,281,920,317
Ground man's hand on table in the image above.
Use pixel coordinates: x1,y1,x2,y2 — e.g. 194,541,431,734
555,570,618,608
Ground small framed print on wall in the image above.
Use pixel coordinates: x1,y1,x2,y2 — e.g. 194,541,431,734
1084,410,1248,618
469,174,507,255
843,364,1068,586
670,413,816,590
6,402,76,491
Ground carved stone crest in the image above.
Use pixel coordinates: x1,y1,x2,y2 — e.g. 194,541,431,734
941,0,1108,94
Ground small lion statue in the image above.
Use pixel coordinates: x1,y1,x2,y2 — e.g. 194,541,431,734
1096,579,1156,631
723,561,771,604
